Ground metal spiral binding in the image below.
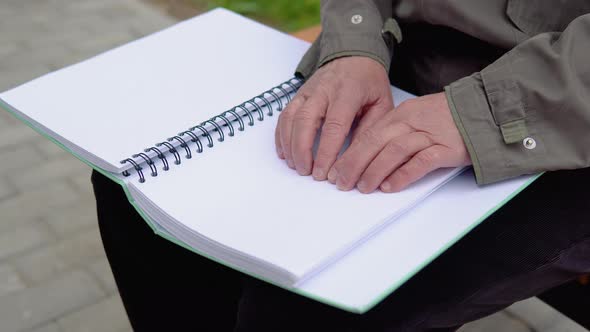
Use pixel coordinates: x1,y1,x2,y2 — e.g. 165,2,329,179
120,77,303,182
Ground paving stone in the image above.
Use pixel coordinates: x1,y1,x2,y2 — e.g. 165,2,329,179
460,311,531,332
0,181,79,224
68,30,138,55
13,248,66,287
68,172,94,197
96,3,139,21
0,24,48,46
0,177,16,201
63,0,128,14
87,258,117,295
0,48,54,73
41,200,97,236
0,66,54,92
13,227,105,285
57,295,131,332
34,139,69,160
0,263,27,296
0,144,45,175
0,222,54,261
507,297,588,332
0,270,105,332
0,125,42,150
0,107,22,128
9,156,90,191
0,77,18,93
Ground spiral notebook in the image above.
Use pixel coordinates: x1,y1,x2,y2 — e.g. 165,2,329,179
0,8,538,313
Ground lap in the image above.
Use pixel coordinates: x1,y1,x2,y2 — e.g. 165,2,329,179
91,172,244,331
91,168,590,331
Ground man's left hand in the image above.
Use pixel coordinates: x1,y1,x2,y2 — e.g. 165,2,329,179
327,92,472,193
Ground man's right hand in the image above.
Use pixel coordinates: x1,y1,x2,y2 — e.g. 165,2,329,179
275,56,394,180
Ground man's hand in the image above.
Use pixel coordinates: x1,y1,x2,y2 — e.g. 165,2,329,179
275,56,393,180
328,93,472,193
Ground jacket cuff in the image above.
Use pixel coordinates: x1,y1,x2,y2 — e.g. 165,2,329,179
318,33,393,70
445,74,543,185
295,0,398,79
295,33,394,79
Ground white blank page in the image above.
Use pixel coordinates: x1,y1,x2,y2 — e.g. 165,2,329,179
0,8,308,171
297,171,536,312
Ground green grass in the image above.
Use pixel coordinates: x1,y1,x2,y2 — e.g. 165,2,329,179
193,0,320,32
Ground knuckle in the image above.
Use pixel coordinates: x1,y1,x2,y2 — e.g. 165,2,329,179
280,134,291,150
293,144,311,158
429,149,442,162
290,95,306,108
384,141,409,156
322,120,346,137
279,109,294,122
395,166,412,181
281,139,291,149
294,107,315,122
389,180,405,193
337,168,351,185
314,149,334,163
358,128,383,147
415,151,435,168
360,171,378,186
399,121,415,133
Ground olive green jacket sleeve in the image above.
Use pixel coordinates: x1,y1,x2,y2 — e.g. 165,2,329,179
445,13,590,184
295,0,397,78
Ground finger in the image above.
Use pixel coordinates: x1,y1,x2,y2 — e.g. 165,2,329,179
351,97,393,143
278,96,305,169
275,117,284,159
311,91,361,181
357,132,433,194
351,106,390,142
291,95,328,175
329,121,412,190
380,145,447,193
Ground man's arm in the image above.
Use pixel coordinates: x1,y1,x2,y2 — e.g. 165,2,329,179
446,14,590,184
276,0,398,180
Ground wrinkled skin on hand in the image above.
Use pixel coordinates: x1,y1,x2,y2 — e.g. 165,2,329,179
275,56,393,180
328,93,472,193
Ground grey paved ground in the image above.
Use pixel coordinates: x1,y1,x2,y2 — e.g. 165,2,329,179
0,1,587,331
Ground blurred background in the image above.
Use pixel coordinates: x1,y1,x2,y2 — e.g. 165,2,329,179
145,0,321,31
0,1,587,331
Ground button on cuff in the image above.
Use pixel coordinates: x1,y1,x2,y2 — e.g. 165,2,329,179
351,14,363,24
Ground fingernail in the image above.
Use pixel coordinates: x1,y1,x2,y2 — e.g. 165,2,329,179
357,180,368,192
277,147,283,158
327,168,337,183
287,159,295,169
380,182,391,192
312,168,325,180
296,163,310,176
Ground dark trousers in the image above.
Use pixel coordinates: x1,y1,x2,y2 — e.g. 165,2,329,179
92,168,590,332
